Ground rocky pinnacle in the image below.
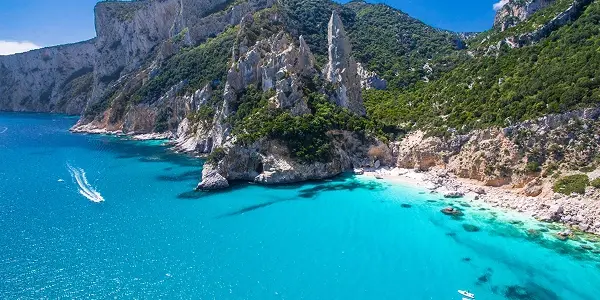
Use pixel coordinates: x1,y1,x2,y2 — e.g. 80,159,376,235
323,10,366,116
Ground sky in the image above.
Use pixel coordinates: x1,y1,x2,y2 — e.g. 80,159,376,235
0,0,505,55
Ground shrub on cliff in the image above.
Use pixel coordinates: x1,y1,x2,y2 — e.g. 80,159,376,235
591,178,600,189
206,147,226,166
525,162,542,173
553,174,590,195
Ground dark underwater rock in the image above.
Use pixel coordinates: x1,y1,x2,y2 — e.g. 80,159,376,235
441,207,464,217
463,224,481,232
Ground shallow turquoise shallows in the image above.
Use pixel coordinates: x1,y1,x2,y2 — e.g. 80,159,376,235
1,113,600,299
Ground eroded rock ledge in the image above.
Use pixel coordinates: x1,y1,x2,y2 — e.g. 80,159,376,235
390,107,600,234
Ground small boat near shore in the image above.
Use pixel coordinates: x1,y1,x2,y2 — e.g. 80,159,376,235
458,290,475,299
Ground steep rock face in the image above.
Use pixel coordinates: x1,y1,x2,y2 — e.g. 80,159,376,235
323,11,365,116
0,40,96,114
90,0,182,107
198,131,376,188
71,0,275,135
395,107,600,190
356,63,387,90
489,0,594,50
175,15,320,155
494,0,556,31
89,0,275,108
224,30,314,118
513,0,594,46
193,13,377,189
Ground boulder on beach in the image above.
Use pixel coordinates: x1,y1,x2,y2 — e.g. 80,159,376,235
538,204,564,222
353,168,365,175
444,191,465,198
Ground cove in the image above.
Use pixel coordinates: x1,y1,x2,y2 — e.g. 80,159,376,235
1,113,599,299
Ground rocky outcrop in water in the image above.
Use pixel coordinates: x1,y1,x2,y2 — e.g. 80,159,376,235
199,130,377,187
0,40,95,114
323,11,365,116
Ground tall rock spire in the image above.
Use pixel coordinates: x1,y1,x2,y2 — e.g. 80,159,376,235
323,10,365,116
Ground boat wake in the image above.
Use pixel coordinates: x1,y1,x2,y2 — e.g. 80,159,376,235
67,164,105,203
0,127,7,134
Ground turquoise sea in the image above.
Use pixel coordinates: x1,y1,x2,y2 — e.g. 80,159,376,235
1,113,600,299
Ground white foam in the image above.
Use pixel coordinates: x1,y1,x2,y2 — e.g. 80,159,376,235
67,164,105,203
0,127,7,134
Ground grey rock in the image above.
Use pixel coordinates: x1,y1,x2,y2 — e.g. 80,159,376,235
0,40,96,114
323,11,365,116
444,191,465,198
494,0,556,31
197,165,229,190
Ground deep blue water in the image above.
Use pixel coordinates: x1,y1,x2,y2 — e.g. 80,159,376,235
1,113,600,299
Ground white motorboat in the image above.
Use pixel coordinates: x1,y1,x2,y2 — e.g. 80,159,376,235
458,290,475,299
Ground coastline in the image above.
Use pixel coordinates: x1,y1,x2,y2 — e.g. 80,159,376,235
70,125,174,141
69,123,600,237
358,167,600,236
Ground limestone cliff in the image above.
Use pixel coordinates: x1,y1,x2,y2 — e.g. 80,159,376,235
187,11,374,190
494,0,556,31
0,40,96,114
322,11,365,116
89,0,275,109
394,107,600,194
488,0,594,49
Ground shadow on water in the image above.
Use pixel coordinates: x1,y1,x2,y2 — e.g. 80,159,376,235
180,175,385,218
297,177,386,199
29,150,55,156
176,182,251,200
157,170,202,182
496,282,560,300
475,268,493,286
217,200,282,218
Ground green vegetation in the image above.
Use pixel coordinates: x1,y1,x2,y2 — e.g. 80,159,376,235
282,0,463,87
473,0,575,48
591,178,600,188
188,105,216,127
553,174,590,195
364,1,600,132
345,1,461,88
206,147,226,166
230,78,396,163
171,27,189,43
281,0,346,64
133,26,237,104
525,161,542,173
